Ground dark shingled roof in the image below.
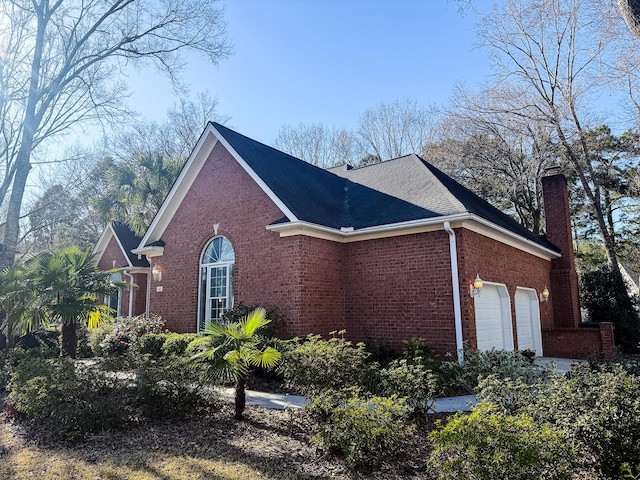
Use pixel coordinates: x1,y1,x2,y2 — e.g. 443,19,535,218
214,123,437,229
213,123,558,252
111,222,150,267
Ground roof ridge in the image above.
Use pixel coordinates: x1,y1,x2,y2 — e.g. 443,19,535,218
410,155,467,213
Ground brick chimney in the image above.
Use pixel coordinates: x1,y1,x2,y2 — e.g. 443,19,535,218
542,169,581,328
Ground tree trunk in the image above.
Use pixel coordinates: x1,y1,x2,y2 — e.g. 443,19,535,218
60,323,78,358
234,376,247,420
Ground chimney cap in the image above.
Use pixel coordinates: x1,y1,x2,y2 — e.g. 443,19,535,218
544,165,562,176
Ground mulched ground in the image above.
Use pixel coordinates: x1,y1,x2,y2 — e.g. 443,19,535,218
0,393,446,480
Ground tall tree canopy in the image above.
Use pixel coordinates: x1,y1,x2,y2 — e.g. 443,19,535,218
0,0,230,269
477,0,629,267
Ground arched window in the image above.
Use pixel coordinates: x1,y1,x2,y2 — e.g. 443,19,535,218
199,236,235,331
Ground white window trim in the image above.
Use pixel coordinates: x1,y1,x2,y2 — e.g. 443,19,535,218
197,237,235,332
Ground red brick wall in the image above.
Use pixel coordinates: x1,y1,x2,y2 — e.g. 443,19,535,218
456,229,553,351
131,273,147,316
97,235,127,271
343,231,457,356
543,322,614,359
542,174,581,328
148,141,346,334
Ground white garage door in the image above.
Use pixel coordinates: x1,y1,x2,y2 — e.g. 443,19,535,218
515,288,543,356
474,283,514,351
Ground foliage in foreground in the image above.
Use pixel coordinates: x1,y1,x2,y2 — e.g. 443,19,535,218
478,364,640,479
307,387,417,468
429,404,574,480
7,354,218,441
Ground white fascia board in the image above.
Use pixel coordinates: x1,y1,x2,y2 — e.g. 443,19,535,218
126,266,150,274
92,223,114,257
212,125,298,222
137,124,220,249
463,215,561,260
266,214,471,243
267,213,561,260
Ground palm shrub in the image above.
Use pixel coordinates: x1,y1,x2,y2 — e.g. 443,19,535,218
0,247,127,357
191,307,281,419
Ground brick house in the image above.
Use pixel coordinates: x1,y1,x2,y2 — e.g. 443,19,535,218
94,122,614,359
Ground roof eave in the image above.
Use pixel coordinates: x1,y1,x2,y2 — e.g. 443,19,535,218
131,245,165,258
267,213,561,260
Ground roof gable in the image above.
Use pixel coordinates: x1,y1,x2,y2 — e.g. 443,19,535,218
94,222,149,268
136,122,559,257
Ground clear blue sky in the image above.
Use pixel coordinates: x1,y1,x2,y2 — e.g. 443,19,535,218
125,1,493,145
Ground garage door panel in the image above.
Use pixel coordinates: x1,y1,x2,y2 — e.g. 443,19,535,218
475,284,513,352
515,288,543,356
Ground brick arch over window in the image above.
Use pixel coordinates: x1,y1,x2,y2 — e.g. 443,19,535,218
198,236,235,331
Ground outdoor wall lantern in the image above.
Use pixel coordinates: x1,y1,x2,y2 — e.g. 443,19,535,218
152,264,162,282
470,274,484,298
540,286,550,302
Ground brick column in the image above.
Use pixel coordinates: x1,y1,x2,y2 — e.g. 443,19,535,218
542,171,581,328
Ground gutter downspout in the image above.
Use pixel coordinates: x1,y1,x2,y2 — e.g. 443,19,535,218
123,271,134,317
444,222,464,364
145,266,151,320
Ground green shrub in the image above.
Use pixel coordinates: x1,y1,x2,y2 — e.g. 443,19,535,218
439,347,547,394
277,331,370,394
363,336,398,366
478,364,640,479
162,333,200,356
429,404,574,480
0,346,58,390
99,315,166,357
7,354,217,441
580,264,640,353
133,333,170,356
307,387,416,468
88,322,115,356
185,335,215,356
134,355,217,420
8,357,131,441
378,358,438,412
402,337,441,371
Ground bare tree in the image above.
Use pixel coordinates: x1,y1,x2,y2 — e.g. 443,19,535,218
427,87,558,234
0,0,231,269
618,0,640,41
477,0,626,267
357,98,440,161
275,123,360,168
